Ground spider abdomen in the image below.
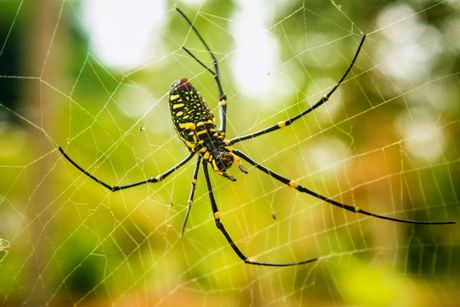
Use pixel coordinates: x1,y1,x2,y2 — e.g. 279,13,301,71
169,77,234,174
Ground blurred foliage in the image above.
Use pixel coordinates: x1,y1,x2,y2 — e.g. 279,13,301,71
0,0,459,306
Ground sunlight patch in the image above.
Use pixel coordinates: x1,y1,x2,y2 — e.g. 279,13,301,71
79,0,166,69
376,3,443,82
396,107,446,161
230,1,290,104
303,136,351,176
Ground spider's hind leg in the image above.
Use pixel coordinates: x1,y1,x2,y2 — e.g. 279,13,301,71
176,7,229,133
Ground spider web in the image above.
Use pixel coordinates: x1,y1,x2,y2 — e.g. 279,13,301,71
0,0,459,306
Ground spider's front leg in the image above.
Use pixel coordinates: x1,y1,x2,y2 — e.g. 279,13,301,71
228,34,367,146
232,149,455,225
202,160,319,267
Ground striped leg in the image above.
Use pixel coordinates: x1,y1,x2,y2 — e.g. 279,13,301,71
202,160,319,266
181,156,202,235
232,149,455,225
229,35,367,146
59,146,194,192
176,8,229,133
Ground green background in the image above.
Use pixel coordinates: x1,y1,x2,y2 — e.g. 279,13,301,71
0,0,459,306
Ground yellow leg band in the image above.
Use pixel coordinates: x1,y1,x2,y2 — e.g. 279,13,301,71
289,180,298,188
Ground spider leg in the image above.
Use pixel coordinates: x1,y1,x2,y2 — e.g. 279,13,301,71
58,146,194,192
229,34,366,146
202,160,319,266
176,8,229,133
182,46,215,76
181,156,202,235
233,149,455,225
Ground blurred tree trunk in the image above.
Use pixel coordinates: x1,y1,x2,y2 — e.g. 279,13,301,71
20,0,67,305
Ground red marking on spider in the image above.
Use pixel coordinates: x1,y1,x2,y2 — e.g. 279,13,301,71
178,77,191,90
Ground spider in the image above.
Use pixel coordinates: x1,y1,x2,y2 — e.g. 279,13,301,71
58,8,455,267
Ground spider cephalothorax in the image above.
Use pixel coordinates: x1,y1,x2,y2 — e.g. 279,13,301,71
215,150,234,170
58,8,455,268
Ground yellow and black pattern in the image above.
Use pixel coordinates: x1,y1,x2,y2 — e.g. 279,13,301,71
58,9,454,268
169,77,232,174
